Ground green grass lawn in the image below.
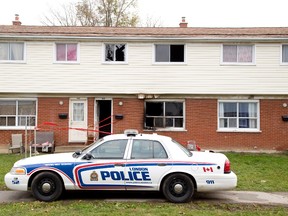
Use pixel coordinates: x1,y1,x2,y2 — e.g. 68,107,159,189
225,152,288,192
0,202,287,216
0,152,287,215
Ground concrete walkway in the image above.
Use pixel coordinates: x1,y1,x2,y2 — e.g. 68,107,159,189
0,190,288,206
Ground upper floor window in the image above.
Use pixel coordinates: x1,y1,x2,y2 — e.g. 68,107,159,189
0,42,24,62
218,100,259,132
282,45,288,64
155,44,185,63
0,99,37,128
55,43,78,62
105,44,126,63
145,101,184,130
222,45,254,64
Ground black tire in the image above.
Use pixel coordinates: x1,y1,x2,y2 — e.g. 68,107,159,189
31,172,63,202
162,173,194,203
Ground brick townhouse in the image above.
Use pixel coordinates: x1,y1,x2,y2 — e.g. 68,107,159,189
0,17,288,151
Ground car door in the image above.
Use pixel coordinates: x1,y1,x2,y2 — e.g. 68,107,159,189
125,139,172,191
75,139,128,190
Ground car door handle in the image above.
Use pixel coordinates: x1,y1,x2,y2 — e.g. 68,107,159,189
157,163,167,166
114,163,125,167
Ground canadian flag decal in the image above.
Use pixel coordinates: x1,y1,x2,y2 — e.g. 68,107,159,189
203,167,213,172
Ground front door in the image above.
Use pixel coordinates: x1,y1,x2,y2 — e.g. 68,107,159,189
95,99,112,139
69,98,87,142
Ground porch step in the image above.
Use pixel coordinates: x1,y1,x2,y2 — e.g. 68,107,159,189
55,145,86,153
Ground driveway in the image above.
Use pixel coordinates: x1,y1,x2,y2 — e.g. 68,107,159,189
1,190,288,206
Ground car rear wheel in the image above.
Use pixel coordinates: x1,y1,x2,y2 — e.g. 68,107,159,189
31,172,63,202
162,173,194,203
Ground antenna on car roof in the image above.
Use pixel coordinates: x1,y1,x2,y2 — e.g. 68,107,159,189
124,129,138,137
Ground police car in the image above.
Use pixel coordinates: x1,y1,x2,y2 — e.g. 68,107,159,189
5,130,237,203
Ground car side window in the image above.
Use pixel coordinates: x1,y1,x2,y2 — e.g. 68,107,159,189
131,140,168,159
90,139,128,159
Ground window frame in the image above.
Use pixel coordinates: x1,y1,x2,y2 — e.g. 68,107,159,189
54,43,80,64
0,98,37,130
221,44,255,65
90,139,128,159
281,44,288,65
102,43,128,64
144,99,185,131
153,44,186,64
217,100,260,132
0,42,26,63
130,139,168,159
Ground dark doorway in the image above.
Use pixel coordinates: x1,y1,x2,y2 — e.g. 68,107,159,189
97,100,112,138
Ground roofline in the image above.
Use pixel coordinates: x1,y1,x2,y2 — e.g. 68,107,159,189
1,35,288,42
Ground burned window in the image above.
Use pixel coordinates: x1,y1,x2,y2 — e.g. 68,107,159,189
105,44,126,62
145,101,184,129
155,44,184,62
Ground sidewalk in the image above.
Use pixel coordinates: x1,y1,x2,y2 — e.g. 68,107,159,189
0,190,288,206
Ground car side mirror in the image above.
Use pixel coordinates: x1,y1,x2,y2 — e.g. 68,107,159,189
83,153,93,160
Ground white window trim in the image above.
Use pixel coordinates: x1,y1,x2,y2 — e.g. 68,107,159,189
102,43,128,64
53,43,80,64
144,99,186,131
152,44,187,65
0,98,38,130
0,42,26,64
280,44,288,65
220,44,256,66
217,99,260,133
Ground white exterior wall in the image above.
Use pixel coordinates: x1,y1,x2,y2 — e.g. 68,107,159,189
0,41,287,95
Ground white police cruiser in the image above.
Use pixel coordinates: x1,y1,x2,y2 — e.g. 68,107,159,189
5,130,237,203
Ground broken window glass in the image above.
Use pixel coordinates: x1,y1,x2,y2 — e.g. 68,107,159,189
105,44,126,62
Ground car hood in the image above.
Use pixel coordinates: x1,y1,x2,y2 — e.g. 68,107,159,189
14,153,76,167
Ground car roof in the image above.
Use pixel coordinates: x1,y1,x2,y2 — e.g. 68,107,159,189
103,132,172,142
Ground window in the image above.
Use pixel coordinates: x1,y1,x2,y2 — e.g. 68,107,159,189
218,101,259,131
282,45,288,63
222,45,254,64
0,99,36,128
145,101,184,129
105,44,126,62
0,42,24,61
90,139,128,159
155,44,185,63
55,43,78,62
131,140,167,159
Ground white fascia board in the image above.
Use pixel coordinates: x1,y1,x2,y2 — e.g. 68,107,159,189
1,35,288,43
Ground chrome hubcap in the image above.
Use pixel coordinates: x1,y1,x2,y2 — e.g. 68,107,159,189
174,183,183,194
42,183,52,193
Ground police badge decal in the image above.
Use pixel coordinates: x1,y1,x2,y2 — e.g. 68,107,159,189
90,171,98,181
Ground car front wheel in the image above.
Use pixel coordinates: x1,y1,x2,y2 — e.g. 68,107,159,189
31,172,63,202
162,173,194,203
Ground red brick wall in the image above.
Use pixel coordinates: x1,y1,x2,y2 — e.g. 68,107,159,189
37,97,69,146
1,97,288,151
113,98,144,134
113,98,288,151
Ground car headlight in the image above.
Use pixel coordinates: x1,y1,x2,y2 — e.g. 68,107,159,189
10,167,26,175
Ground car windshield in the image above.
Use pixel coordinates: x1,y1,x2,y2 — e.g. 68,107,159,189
73,138,104,158
172,140,192,157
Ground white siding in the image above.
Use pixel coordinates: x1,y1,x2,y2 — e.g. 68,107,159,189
0,41,287,95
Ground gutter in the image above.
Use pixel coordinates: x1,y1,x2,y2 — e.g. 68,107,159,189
1,35,288,43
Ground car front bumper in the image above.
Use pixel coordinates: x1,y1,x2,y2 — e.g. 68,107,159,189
5,172,29,191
